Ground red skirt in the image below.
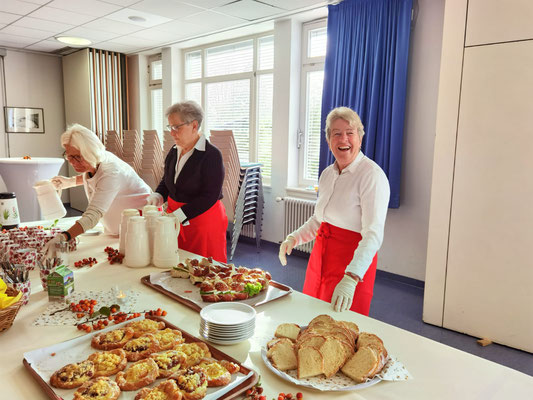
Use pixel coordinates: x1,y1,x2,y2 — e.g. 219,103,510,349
302,222,377,315
167,197,228,263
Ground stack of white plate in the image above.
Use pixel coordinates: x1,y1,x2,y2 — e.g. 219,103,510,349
199,302,256,345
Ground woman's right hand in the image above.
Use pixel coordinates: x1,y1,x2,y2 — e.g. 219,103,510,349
278,236,297,266
51,176,77,190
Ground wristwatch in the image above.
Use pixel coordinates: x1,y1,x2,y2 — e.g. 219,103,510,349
62,231,72,241
345,271,361,283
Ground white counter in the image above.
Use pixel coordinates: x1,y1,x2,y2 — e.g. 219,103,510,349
1,221,531,399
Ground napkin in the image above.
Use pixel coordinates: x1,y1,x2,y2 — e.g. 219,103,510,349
0,278,22,308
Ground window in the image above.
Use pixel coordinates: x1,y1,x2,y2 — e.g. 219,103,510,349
148,54,163,138
299,20,327,185
183,34,274,180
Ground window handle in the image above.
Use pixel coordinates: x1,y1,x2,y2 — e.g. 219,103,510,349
297,129,304,149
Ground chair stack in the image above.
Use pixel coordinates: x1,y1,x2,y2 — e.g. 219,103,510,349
105,130,123,159
210,130,264,261
163,130,174,156
139,130,164,190
122,130,143,173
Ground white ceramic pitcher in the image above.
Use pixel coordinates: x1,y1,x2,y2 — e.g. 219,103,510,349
119,209,140,255
33,180,66,220
152,215,180,269
124,216,150,268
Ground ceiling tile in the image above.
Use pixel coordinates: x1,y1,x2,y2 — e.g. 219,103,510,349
0,32,39,46
93,40,136,53
0,24,6,30
13,16,75,33
47,0,122,18
82,18,144,35
192,10,246,30
260,0,327,11
25,39,66,51
128,27,183,42
214,0,284,21
107,35,161,46
0,1,41,16
20,0,51,4
29,6,97,25
1,25,54,40
0,12,22,24
61,26,120,42
99,0,142,6
151,19,207,36
130,0,203,20
105,7,172,27
182,0,235,10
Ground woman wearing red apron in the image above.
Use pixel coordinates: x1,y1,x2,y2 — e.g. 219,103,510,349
279,107,390,315
145,101,228,263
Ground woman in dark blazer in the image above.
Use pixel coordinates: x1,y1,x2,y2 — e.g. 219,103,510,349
146,101,228,262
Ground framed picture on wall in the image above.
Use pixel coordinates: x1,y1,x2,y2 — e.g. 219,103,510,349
4,107,45,133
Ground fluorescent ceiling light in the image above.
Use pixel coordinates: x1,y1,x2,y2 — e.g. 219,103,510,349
128,16,146,22
55,36,92,46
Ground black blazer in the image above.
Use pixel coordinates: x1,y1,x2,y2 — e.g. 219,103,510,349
155,140,224,222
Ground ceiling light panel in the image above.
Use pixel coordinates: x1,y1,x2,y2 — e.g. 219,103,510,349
105,8,172,27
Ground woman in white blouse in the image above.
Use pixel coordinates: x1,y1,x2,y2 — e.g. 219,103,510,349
279,107,390,315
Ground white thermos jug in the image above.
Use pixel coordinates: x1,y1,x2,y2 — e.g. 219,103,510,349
144,210,162,261
152,216,180,269
33,180,66,220
119,208,140,255
124,216,150,268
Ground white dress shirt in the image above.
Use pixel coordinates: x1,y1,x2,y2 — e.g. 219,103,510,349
290,151,390,279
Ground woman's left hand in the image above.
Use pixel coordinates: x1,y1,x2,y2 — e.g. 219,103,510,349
331,275,358,312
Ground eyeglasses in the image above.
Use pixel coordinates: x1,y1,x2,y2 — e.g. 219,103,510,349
63,151,83,163
166,122,190,132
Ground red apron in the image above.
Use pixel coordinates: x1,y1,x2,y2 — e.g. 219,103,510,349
167,197,228,263
302,222,377,316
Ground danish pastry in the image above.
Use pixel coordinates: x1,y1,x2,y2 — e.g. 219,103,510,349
134,379,183,400
73,377,121,400
50,360,95,389
122,333,160,361
91,327,134,350
127,319,166,338
173,342,211,367
150,349,188,378
153,328,185,351
88,349,127,377
115,358,159,391
196,358,234,387
169,366,208,400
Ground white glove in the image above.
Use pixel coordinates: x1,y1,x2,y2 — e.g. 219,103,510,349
41,233,67,259
145,192,164,207
51,176,77,190
331,275,358,312
278,236,297,266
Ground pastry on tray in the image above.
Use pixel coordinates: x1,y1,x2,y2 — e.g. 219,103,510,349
169,366,208,400
115,358,159,391
135,379,183,400
173,342,211,367
153,328,185,351
122,333,160,361
91,327,135,350
73,377,121,400
50,360,95,389
87,349,128,377
150,349,188,378
196,357,240,387
126,318,166,338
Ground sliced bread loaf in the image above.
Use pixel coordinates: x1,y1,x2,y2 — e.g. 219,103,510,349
268,339,297,371
356,332,388,359
341,346,379,383
274,323,301,341
320,337,350,378
297,346,324,379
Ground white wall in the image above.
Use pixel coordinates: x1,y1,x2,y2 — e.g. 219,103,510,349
4,50,66,164
378,0,445,281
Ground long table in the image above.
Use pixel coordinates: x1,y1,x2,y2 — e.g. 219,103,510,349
1,220,531,399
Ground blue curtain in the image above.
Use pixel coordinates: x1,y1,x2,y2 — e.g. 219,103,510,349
319,0,412,208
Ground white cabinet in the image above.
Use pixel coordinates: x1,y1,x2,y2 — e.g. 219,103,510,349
424,0,533,352
466,0,533,46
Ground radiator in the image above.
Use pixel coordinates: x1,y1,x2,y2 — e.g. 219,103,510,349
283,197,316,254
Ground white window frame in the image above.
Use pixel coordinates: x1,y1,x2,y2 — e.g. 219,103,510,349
182,33,274,182
299,19,327,187
148,54,163,136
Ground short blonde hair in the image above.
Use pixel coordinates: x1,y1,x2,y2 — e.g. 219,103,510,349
325,107,365,140
60,124,105,168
